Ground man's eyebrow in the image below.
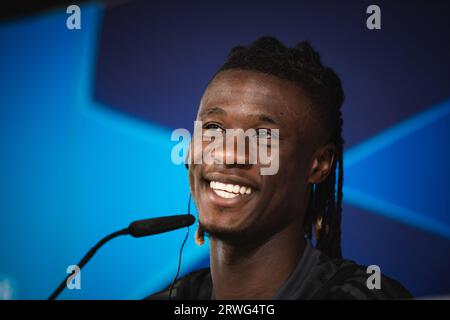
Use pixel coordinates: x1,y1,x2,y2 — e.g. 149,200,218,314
198,106,227,119
258,113,279,125
199,107,280,125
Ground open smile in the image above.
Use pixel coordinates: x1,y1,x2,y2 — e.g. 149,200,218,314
209,180,252,199
201,172,259,208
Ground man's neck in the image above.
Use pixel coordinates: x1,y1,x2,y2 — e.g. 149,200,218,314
209,222,306,300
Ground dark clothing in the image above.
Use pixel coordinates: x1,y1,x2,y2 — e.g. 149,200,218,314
147,241,412,300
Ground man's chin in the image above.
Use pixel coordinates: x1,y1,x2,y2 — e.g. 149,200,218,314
200,222,253,244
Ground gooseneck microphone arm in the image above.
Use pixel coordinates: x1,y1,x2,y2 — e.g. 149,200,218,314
48,214,195,300
48,228,129,300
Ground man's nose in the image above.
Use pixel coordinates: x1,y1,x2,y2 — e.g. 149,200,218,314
213,134,254,167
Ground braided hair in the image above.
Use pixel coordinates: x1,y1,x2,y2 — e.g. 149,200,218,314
197,36,345,259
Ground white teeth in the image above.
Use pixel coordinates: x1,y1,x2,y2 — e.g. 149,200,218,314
213,189,239,199
209,180,253,199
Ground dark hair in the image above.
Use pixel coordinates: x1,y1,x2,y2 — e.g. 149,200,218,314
215,36,345,259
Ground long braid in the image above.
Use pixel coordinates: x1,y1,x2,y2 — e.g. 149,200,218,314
333,113,345,258
313,109,344,259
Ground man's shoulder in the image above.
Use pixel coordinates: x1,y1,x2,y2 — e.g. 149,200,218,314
145,268,212,300
304,251,413,300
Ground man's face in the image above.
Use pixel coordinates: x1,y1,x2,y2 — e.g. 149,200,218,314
189,69,328,244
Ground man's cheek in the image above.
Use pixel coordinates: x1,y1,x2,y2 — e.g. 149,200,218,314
189,167,201,196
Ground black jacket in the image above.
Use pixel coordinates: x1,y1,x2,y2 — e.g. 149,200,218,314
147,243,412,300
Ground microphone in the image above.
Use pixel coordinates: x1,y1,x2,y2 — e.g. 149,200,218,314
48,214,195,300
128,214,196,237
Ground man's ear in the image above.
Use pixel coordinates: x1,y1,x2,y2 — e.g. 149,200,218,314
308,144,336,184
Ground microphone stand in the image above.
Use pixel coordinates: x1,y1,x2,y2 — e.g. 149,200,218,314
47,214,195,300
48,228,130,300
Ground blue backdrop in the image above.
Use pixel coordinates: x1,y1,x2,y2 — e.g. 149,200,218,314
1,0,450,299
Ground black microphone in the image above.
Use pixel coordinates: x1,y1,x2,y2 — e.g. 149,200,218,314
48,214,195,300
128,214,195,237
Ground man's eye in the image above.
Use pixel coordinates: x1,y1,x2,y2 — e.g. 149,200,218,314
203,123,224,133
205,123,221,130
256,129,272,138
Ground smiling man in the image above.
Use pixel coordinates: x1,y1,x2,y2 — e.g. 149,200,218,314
149,37,412,300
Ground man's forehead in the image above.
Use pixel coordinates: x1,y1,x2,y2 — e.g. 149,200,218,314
200,71,309,120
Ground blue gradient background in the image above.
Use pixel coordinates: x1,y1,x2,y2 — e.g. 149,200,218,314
0,0,449,299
